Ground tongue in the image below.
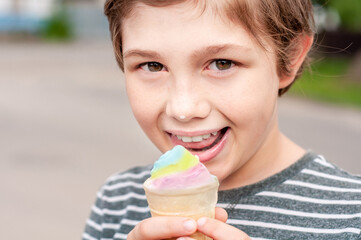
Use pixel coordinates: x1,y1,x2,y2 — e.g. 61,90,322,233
170,131,221,150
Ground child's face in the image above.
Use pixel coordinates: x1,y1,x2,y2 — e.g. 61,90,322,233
122,3,281,186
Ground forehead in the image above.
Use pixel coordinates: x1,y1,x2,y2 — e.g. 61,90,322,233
123,0,229,23
121,2,259,53
122,1,230,34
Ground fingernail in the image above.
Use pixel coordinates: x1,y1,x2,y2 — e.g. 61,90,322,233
183,220,196,232
197,217,207,227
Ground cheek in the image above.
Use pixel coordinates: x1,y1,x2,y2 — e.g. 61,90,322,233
125,76,164,132
218,69,279,130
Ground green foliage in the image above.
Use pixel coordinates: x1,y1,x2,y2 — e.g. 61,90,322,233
41,8,73,41
290,58,361,109
313,0,361,32
328,0,361,32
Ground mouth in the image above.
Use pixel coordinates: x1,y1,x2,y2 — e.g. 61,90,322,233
167,127,229,162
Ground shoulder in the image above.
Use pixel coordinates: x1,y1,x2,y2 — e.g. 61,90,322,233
274,152,361,210
219,153,361,239
84,166,152,240
98,165,152,204
103,165,152,189
291,153,361,190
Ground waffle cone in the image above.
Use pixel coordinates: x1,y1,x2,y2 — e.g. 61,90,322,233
144,176,219,240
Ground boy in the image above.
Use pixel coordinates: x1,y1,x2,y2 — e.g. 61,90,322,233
83,0,361,239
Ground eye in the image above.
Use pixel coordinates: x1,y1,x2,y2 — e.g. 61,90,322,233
140,62,165,72
208,59,234,71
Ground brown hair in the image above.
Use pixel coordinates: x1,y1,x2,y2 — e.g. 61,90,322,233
104,0,315,96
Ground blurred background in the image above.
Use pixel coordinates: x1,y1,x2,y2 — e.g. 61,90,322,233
0,0,360,239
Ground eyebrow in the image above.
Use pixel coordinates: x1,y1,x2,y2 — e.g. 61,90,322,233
123,49,162,59
123,44,253,60
191,44,253,59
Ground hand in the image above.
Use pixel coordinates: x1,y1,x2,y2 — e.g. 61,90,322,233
178,208,251,240
127,216,197,240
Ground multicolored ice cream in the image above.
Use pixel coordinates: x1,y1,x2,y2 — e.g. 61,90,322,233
145,145,216,190
144,145,219,239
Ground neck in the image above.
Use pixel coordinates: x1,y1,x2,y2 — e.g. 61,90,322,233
219,124,305,191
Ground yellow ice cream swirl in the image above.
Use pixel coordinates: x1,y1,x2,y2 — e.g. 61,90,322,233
150,145,198,179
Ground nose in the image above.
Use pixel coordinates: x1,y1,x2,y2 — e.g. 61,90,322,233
165,77,211,122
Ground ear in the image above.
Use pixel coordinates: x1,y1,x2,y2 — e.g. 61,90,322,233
279,35,314,89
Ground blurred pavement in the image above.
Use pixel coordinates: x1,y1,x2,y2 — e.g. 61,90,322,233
0,40,360,240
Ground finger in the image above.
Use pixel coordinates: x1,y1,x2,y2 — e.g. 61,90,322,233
197,217,251,240
215,207,228,223
128,217,197,240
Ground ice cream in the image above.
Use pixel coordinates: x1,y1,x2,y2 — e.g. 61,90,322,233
144,145,219,240
146,145,216,190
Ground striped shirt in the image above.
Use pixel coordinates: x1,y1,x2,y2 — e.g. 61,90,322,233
83,152,361,239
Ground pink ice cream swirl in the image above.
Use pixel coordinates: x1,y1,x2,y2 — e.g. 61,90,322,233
146,145,215,190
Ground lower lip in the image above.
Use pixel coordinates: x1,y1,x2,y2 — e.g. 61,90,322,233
190,128,229,163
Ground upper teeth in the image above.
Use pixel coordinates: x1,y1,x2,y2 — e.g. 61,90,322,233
176,132,217,143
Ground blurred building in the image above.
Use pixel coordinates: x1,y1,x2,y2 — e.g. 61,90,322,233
0,0,55,33
0,0,109,39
